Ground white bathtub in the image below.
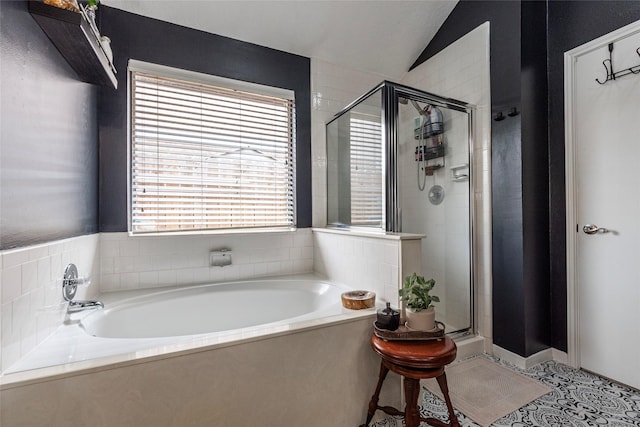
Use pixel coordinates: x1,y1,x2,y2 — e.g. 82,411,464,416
3,275,374,378
82,279,346,339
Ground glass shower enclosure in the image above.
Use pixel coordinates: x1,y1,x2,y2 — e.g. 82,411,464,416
326,81,474,335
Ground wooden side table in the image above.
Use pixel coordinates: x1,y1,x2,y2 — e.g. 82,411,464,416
362,335,460,427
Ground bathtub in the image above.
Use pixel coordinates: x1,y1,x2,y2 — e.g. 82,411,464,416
81,279,346,339
1,275,397,427
2,275,374,376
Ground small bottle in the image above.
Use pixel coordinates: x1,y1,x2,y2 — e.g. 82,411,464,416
101,36,113,63
376,302,400,331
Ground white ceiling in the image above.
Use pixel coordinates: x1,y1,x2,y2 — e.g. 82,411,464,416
102,0,458,79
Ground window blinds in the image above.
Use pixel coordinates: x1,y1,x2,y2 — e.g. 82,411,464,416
349,116,383,225
130,70,296,233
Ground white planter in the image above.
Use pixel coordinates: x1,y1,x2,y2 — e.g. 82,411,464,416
405,307,436,331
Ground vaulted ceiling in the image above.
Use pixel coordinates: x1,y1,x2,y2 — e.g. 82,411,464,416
102,0,458,79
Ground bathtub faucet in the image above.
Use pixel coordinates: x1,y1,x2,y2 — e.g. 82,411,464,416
67,299,104,313
62,263,104,314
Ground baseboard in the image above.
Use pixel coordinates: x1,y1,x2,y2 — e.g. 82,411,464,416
454,335,485,361
551,348,568,364
492,345,554,370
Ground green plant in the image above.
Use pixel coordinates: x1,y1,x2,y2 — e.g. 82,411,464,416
399,273,440,312
87,0,99,8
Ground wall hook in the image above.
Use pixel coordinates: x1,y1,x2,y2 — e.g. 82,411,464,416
595,43,640,85
494,112,505,121
507,107,519,117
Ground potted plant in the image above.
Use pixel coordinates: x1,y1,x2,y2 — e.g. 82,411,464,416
399,273,440,331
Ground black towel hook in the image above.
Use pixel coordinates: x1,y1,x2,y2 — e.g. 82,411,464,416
595,43,640,85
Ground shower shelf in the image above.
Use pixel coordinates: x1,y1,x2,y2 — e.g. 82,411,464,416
28,1,117,89
450,163,470,182
425,145,444,160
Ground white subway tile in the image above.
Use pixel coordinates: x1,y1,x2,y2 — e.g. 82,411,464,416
237,264,254,280
1,340,20,372
100,274,121,292
157,269,177,287
12,294,30,336
119,273,139,289
253,263,268,277
222,265,240,281
1,266,21,304
114,256,135,274
1,250,29,269
119,239,140,257
2,302,13,342
100,240,119,258
21,261,38,294
139,271,159,288
266,262,281,275
49,253,62,281
176,268,196,285
37,257,51,285
191,268,211,284
132,255,152,272
20,315,37,357
280,261,293,275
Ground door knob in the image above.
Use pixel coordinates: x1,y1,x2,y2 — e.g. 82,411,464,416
583,224,609,235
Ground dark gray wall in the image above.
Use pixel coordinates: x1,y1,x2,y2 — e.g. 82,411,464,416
98,7,312,232
0,1,99,250
546,0,640,351
520,0,550,356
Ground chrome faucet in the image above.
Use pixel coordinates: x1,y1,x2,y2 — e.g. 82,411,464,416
67,299,104,313
63,263,103,314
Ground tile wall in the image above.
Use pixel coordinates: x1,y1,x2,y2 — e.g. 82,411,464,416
0,234,100,372
310,58,394,227
402,22,493,345
99,230,314,291
313,230,400,304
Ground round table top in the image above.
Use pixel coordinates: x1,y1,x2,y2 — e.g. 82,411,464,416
371,334,457,369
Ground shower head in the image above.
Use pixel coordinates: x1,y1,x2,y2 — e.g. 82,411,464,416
398,96,409,105
410,100,428,117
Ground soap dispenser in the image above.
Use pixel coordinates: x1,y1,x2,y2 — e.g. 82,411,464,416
375,302,400,331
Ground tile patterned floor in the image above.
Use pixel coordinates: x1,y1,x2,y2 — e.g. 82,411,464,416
372,356,640,427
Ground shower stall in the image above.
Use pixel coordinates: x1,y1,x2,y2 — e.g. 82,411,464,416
326,81,474,335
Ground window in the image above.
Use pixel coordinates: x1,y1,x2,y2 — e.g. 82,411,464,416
349,115,383,226
128,61,296,233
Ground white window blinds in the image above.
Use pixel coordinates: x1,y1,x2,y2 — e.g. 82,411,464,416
349,116,382,226
129,65,296,233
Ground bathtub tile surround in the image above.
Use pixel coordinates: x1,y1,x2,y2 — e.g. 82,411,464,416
100,229,314,292
0,230,313,375
313,228,423,306
0,234,100,372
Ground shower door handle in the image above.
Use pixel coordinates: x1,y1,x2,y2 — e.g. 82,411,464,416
583,224,609,235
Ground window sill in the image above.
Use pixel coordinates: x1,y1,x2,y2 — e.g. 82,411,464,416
312,227,425,241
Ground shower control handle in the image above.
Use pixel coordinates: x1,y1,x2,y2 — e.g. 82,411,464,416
583,224,609,235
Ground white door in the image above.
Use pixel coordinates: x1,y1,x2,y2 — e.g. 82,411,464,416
567,22,640,390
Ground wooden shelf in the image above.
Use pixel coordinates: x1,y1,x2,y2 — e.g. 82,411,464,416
28,1,117,89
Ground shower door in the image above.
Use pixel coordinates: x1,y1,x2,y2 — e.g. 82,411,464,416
325,82,474,335
326,87,384,229
396,89,473,335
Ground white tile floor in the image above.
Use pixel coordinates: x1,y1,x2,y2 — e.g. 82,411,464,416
372,355,640,427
